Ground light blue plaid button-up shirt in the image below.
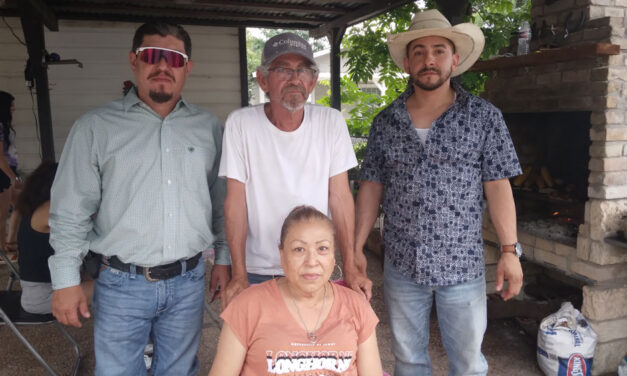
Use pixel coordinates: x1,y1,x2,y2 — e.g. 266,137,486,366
49,89,229,290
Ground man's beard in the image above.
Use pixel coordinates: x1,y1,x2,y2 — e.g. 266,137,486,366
149,90,173,103
280,85,307,112
147,71,175,103
411,66,452,91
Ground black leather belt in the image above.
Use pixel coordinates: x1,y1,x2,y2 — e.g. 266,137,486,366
104,253,202,282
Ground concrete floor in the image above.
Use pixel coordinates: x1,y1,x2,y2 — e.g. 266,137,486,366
0,250,543,376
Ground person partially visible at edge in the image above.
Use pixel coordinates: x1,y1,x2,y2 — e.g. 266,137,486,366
354,9,524,376
218,32,372,310
0,91,22,260
15,162,94,314
209,206,383,376
48,22,229,375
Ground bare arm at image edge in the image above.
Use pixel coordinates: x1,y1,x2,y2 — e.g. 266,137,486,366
208,323,246,376
357,332,383,376
484,178,523,301
354,180,383,267
329,172,372,301
221,178,249,310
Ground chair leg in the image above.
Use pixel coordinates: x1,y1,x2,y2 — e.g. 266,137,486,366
6,272,17,290
0,309,58,376
54,321,81,376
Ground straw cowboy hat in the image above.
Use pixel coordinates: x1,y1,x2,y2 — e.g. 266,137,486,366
387,9,485,77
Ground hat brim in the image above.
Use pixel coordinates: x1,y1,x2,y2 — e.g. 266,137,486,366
387,23,485,77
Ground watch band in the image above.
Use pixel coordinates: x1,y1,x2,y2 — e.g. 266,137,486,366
501,244,516,253
500,242,522,258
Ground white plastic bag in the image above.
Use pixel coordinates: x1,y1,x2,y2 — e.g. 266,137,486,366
537,302,597,376
618,355,627,376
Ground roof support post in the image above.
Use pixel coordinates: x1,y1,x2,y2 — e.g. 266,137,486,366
238,26,249,107
19,2,56,161
327,26,345,111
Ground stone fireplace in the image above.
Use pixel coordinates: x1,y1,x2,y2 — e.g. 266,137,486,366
506,111,590,245
473,0,627,374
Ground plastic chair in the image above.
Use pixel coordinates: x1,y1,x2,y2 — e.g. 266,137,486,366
0,248,81,376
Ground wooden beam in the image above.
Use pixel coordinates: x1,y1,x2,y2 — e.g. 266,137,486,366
434,0,471,25
328,27,345,111
19,0,58,31
238,26,248,107
32,12,317,30
51,4,327,25
307,0,372,4
18,9,56,161
310,0,413,38
162,0,348,15
469,43,620,72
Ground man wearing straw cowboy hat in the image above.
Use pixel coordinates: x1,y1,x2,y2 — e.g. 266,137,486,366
355,9,523,375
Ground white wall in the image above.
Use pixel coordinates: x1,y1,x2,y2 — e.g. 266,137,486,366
0,18,241,173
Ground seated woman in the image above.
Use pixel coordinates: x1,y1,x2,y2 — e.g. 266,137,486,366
15,162,93,314
209,206,383,376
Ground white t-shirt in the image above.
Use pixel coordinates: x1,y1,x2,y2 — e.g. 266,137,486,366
219,104,357,275
414,127,430,145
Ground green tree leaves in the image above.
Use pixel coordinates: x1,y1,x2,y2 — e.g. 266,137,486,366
324,0,529,141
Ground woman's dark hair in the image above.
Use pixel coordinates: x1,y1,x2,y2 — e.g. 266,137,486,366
132,22,192,58
15,162,58,217
279,205,334,248
0,91,15,149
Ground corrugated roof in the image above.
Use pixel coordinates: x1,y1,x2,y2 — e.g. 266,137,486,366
1,0,414,37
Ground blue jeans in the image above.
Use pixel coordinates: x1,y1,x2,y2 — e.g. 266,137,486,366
383,258,488,376
93,260,205,376
247,272,282,285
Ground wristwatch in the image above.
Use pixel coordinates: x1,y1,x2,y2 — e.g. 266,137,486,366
500,242,523,258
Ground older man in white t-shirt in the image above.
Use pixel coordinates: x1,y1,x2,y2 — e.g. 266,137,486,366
219,33,372,309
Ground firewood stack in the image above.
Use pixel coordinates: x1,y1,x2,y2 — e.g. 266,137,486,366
511,166,574,196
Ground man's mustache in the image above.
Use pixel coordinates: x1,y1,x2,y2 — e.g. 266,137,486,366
282,85,306,96
148,70,175,81
418,68,440,75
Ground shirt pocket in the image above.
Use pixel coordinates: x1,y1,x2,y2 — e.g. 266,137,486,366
182,144,216,192
432,131,482,170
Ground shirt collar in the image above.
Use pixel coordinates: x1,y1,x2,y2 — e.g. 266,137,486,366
122,86,190,114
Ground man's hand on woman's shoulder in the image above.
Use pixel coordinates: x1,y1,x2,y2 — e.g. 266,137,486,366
344,265,373,301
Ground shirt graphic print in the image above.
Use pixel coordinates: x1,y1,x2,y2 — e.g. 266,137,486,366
266,346,353,375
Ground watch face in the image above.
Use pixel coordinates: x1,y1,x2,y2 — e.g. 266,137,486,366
514,243,523,257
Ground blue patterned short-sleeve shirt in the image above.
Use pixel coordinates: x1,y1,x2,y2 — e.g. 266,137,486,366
360,82,521,286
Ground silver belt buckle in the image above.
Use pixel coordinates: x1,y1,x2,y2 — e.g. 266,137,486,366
143,267,159,282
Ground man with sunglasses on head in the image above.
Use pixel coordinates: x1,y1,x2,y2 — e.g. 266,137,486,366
218,33,372,310
48,22,229,375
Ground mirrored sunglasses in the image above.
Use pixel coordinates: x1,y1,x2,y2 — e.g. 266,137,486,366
135,47,189,68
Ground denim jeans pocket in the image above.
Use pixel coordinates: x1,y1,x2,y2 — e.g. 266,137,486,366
182,261,205,282
97,266,128,288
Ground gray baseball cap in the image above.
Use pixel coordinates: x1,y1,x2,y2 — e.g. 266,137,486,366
261,32,315,66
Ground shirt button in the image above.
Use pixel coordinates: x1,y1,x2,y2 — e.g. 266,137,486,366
167,179,172,185
165,148,170,153
167,245,172,249
168,213,173,217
